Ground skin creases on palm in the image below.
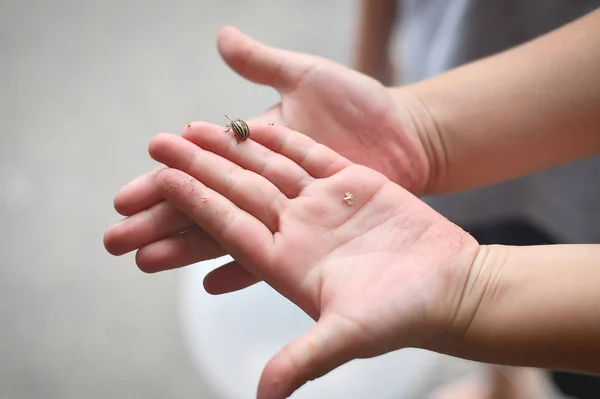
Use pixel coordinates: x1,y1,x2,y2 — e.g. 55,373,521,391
260,60,430,193
272,163,473,334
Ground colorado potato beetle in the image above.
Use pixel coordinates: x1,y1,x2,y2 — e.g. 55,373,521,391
224,115,251,144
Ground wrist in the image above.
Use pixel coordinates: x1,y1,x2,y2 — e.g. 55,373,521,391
424,244,509,357
388,86,447,196
430,243,600,373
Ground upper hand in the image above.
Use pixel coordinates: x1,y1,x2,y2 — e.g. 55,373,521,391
222,26,429,191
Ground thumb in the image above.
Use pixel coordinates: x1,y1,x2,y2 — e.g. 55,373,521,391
217,26,318,92
257,315,363,399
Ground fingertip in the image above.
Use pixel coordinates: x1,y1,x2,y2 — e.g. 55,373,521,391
180,121,215,142
112,181,139,216
135,248,159,274
217,25,246,56
257,318,361,399
113,193,129,216
103,224,126,256
257,354,303,399
202,277,221,296
148,132,177,162
181,121,201,136
112,167,167,217
112,187,140,216
216,25,281,87
181,121,199,137
103,229,116,255
203,262,261,295
217,24,238,37
217,25,238,39
202,267,224,295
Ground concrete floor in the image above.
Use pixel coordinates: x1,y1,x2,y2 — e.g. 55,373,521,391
0,1,478,398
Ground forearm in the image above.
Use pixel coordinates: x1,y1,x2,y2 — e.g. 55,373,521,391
353,0,397,80
445,243,600,374
391,8,600,195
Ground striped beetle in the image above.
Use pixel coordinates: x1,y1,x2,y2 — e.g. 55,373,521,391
224,115,251,144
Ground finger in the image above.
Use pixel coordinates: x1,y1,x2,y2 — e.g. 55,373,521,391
135,226,226,273
182,121,312,198
154,168,273,274
247,122,352,179
203,260,261,295
257,315,361,399
217,25,318,92
104,200,194,256
149,133,288,233
113,166,166,216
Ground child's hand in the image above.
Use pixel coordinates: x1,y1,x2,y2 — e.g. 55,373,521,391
140,123,480,399
214,26,429,192
103,26,433,271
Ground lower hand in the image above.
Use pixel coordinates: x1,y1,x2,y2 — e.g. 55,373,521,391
136,122,480,399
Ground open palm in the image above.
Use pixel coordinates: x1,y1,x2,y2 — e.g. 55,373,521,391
218,26,430,191
104,27,431,280
144,123,478,399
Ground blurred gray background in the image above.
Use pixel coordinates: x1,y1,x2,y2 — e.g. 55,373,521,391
0,1,474,398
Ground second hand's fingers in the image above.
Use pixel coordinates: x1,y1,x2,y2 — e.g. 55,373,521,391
217,26,318,92
135,226,227,273
104,200,194,256
244,122,352,179
155,168,274,275
182,121,312,198
113,166,166,216
136,224,263,292
149,133,288,233
203,260,261,295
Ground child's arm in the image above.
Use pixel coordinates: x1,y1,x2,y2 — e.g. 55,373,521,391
440,243,600,375
391,7,600,195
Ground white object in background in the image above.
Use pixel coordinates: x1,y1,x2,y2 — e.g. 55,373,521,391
179,256,441,399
